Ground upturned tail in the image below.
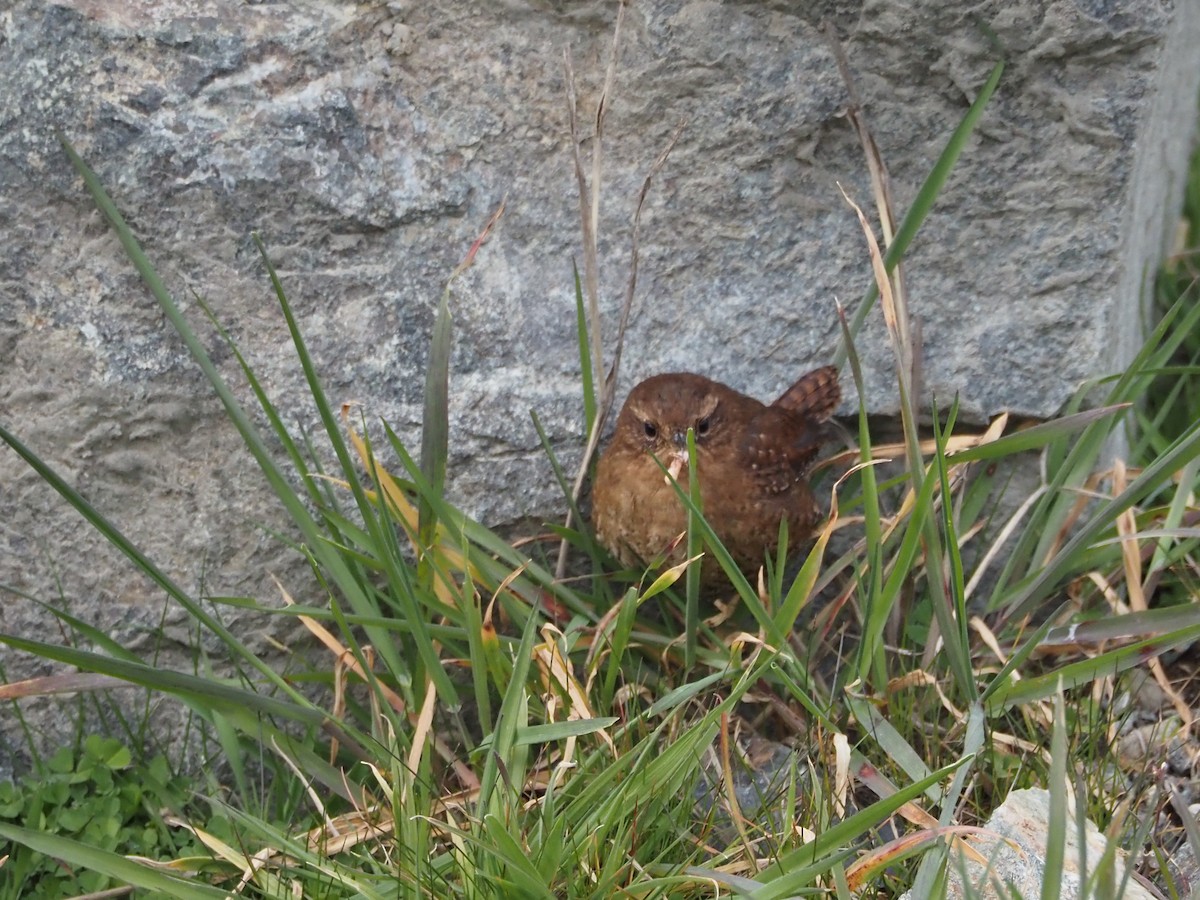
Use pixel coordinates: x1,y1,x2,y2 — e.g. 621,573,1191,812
772,365,840,421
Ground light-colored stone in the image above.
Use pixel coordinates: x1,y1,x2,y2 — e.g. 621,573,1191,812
1,1,1198,770
901,787,1154,899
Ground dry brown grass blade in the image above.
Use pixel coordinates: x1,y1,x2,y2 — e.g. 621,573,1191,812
826,26,897,246
819,412,1008,473
832,732,851,820
276,575,408,716
451,197,506,280
1114,460,1147,611
329,645,380,766
159,813,279,882
718,711,755,855
407,679,440,798
275,576,482,792
535,623,616,756
270,733,342,835
561,122,685,520
839,183,916,440
1111,460,1193,728
556,10,624,583
970,615,1008,665
828,26,920,396
850,758,938,831
844,825,997,889
0,672,134,699
964,478,1047,602
306,805,394,856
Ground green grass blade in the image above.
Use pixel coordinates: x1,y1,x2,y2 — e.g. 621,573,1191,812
648,453,769,633
986,620,1200,712
59,137,417,692
477,603,541,816
930,398,975,698
685,427,702,668
859,454,940,682
420,286,453,578
573,258,598,438
0,635,317,726
530,408,609,587
773,521,830,637
990,291,1200,607
752,757,972,895
845,693,936,803
352,425,459,707
193,291,330,514
1042,691,1067,900
482,813,557,898
0,423,314,704
948,405,1128,463
383,423,592,619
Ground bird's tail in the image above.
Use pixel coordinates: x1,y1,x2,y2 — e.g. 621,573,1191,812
772,365,840,421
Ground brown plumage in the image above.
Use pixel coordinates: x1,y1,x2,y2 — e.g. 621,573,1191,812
592,366,840,586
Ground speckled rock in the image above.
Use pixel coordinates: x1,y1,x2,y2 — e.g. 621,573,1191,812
1,0,1198,773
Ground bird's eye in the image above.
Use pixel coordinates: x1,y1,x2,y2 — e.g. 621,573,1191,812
642,421,658,440
696,417,711,436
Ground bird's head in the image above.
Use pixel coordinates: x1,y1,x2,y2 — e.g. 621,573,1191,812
613,373,729,480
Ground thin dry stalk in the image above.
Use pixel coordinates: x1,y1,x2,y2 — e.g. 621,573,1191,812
603,123,685,413
554,4,681,580
555,6,626,582
554,124,683,579
564,0,626,401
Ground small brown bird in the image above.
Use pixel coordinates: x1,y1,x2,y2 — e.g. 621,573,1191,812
592,366,840,586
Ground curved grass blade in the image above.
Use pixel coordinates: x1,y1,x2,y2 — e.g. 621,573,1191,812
947,405,1129,463
57,137,416,694
1000,416,1200,623
835,60,1004,363
0,422,322,712
985,619,1200,712
751,757,972,896
0,823,229,899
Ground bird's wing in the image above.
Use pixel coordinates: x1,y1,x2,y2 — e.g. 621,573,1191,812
739,407,825,495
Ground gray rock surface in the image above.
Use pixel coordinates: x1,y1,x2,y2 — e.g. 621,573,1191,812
1,0,1198,771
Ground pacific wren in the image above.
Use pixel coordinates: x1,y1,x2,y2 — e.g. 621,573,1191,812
592,366,840,585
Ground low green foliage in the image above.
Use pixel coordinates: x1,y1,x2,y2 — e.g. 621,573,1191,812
0,736,212,898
